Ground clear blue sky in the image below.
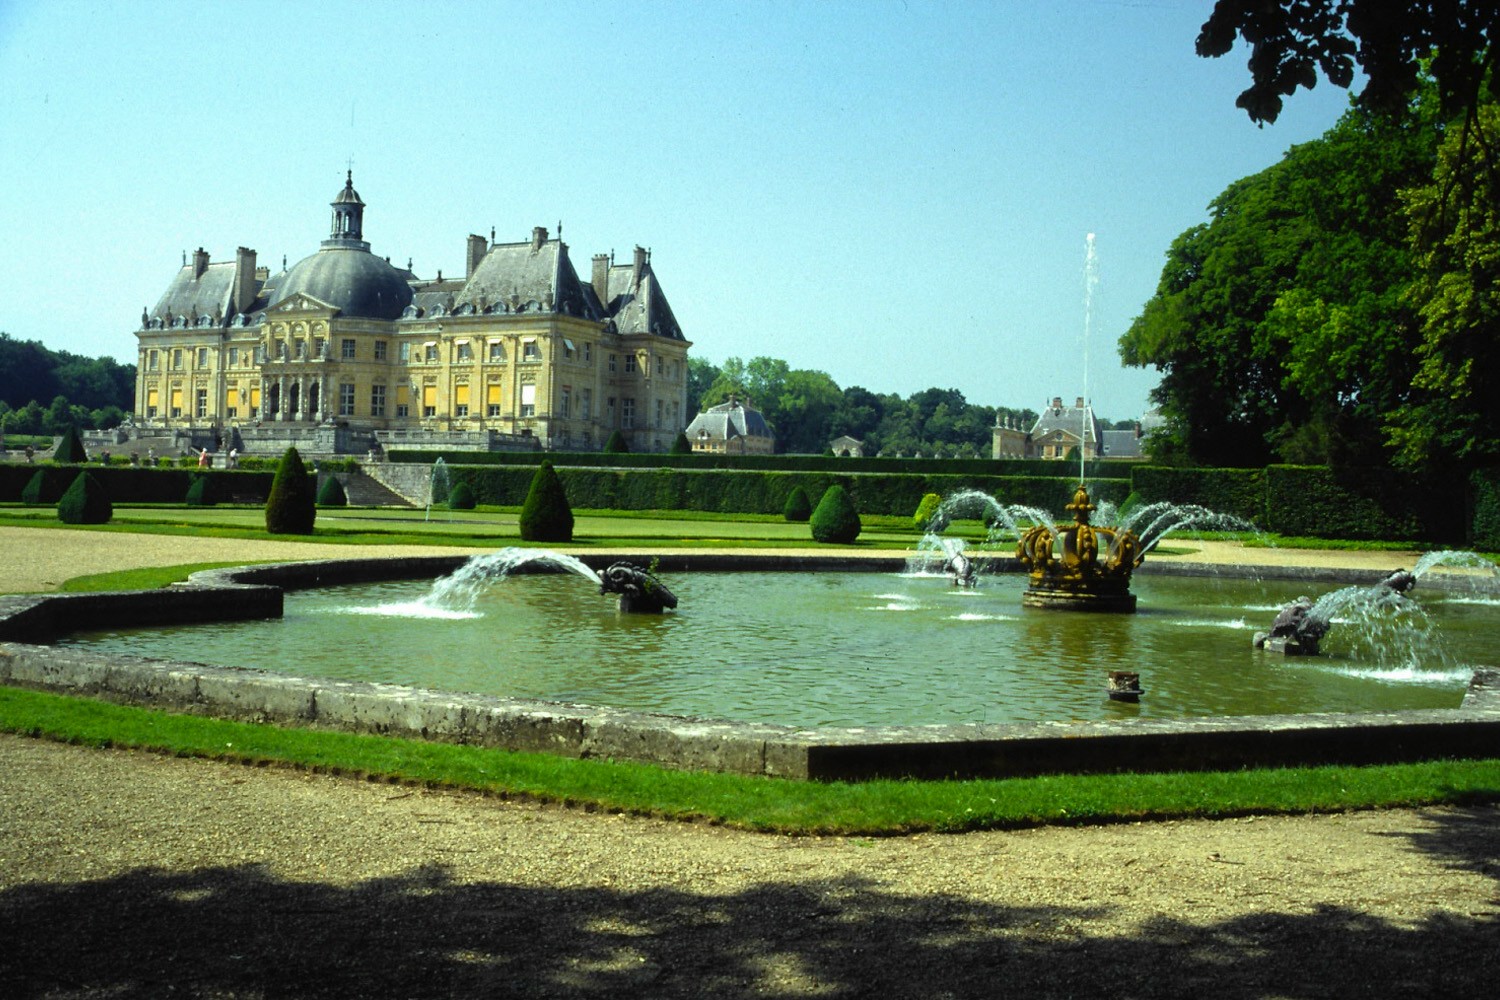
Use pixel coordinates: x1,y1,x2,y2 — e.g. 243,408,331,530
0,0,1355,422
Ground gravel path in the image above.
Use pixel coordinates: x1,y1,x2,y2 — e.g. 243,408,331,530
3,526,1492,997
2,736,1497,998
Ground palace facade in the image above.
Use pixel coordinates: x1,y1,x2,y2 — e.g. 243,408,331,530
134,174,691,455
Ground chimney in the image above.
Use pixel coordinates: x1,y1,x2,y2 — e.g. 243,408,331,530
466,234,487,278
531,226,548,251
233,247,257,314
1075,396,1086,409
192,247,210,279
592,253,611,305
1051,396,1063,410
632,245,649,287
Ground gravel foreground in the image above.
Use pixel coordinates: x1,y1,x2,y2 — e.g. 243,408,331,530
3,526,1495,997
2,736,1498,998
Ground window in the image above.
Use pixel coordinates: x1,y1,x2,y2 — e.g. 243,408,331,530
655,357,663,377
250,385,260,417
399,342,411,363
486,383,502,417
294,340,305,360
621,397,635,429
313,338,324,359
374,340,387,361
226,406,237,419
339,383,356,416
456,341,473,362
196,388,208,418
422,385,436,418
584,342,592,363
170,386,183,418
625,354,637,374
370,384,386,416
146,388,159,418
424,342,438,363
341,338,356,360
228,347,239,367
522,340,541,362
563,339,576,359
172,349,183,370
608,354,617,373
197,347,209,369
488,340,505,362
520,383,536,418
580,388,592,420
559,386,571,418
454,383,470,417
656,398,664,428
396,384,410,417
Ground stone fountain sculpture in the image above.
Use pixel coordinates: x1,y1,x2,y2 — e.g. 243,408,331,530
1015,484,1144,612
599,561,679,614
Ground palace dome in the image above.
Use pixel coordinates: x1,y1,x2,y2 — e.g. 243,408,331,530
269,247,413,320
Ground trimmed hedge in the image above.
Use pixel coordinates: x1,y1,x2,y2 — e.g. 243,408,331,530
810,484,861,543
1128,464,1464,543
265,447,316,535
185,474,215,507
0,464,275,505
519,461,573,542
446,464,1131,518
387,448,1135,480
1472,469,1500,551
57,471,112,524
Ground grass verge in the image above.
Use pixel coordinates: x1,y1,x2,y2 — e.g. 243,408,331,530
3,685,1498,836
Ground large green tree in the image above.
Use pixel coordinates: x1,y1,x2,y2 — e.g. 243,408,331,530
1198,0,1498,126
1120,101,1441,466
1388,101,1500,469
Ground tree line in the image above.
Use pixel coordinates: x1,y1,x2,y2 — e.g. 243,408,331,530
1122,1,1500,476
687,355,1055,458
0,332,135,435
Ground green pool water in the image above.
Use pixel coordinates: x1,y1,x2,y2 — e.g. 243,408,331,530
59,570,1492,728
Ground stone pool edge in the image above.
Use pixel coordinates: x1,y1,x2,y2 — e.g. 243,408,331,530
0,554,1496,782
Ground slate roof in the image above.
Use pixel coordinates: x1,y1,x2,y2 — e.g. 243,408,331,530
1100,428,1143,459
685,398,774,444
447,238,602,320
1029,399,1099,447
604,260,683,340
147,261,241,326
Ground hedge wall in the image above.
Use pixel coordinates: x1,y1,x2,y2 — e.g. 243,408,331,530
0,465,276,505
1129,464,1465,543
390,448,1136,481
447,464,1131,517
1127,466,1266,525
1471,469,1500,551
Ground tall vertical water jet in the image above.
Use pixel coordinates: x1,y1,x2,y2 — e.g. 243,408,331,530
426,457,450,521
1081,232,1098,486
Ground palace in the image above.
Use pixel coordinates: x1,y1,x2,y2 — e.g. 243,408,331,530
133,173,691,456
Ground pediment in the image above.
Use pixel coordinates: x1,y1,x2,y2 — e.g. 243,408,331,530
267,292,339,316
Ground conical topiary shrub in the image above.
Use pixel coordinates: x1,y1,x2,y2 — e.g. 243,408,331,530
265,446,316,535
20,469,49,506
51,425,87,464
782,485,812,522
913,492,944,531
185,474,216,507
519,461,573,542
57,471,112,525
603,430,630,454
670,431,692,455
810,484,861,544
447,481,476,510
316,475,348,507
